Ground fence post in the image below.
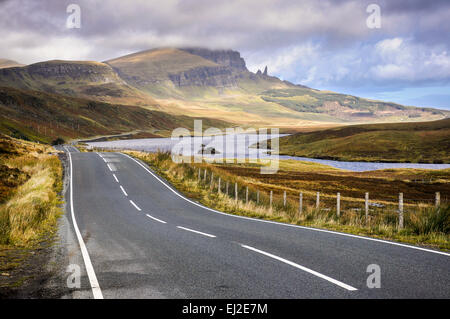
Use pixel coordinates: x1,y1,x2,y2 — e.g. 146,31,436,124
337,192,340,217
226,181,229,196
257,190,260,204
270,190,273,212
399,193,404,229
365,192,369,221
235,183,238,203
198,168,201,181
316,192,320,209
204,169,207,181
299,192,303,215
210,172,214,189
218,177,221,194
246,186,249,203
435,192,440,207
283,191,287,207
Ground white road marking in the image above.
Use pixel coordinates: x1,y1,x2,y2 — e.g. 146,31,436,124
146,214,167,224
176,226,216,238
103,158,107,163
107,163,117,172
120,185,128,197
67,151,103,299
121,153,450,257
241,244,357,291
129,200,141,211
113,174,119,183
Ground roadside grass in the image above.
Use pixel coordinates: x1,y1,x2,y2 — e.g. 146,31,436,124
123,150,450,251
0,135,63,247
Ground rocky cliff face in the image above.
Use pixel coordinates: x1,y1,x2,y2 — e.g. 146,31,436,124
24,61,123,84
168,65,238,87
180,48,248,72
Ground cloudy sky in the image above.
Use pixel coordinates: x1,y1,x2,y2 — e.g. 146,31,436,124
1,0,449,110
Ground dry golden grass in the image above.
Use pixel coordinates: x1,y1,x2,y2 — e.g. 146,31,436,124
0,136,62,247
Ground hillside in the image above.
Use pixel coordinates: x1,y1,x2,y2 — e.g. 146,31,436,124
0,59,24,69
0,86,230,143
279,119,450,163
0,48,448,128
0,60,158,107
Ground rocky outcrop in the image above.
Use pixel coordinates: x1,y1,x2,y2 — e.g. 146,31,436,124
168,66,237,87
24,61,123,83
181,48,248,71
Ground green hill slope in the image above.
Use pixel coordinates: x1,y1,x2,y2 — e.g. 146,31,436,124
279,119,450,163
0,86,230,143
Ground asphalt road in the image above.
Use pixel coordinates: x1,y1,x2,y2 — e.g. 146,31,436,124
59,146,450,298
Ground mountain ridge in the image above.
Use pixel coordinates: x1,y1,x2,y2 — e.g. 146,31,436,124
0,47,448,127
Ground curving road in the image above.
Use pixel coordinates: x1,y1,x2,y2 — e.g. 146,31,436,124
59,146,450,299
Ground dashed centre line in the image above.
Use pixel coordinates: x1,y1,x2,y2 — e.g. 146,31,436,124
146,214,167,224
113,174,119,183
120,185,128,197
129,200,142,211
176,226,216,238
241,244,357,291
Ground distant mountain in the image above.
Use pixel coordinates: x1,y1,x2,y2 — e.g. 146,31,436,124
105,47,293,98
0,59,24,69
0,60,157,106
0,48,448,128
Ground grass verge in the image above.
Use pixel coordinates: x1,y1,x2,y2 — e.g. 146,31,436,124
0,135,63,289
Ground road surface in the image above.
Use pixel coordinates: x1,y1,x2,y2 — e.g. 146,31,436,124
59,146,450,298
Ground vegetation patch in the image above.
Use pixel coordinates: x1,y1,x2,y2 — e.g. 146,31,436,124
0,134,63,290
279,118,450,163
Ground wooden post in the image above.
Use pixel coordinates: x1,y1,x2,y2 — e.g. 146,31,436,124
226,181,229,196
235,183,238,202
435,192,440,207
337,192,340,217
316,192,320,209
218,177,221,194
203,169,207,181
365,192,369,221
257,190,260,204
246,186,249,203
210,172,214,189
198,168,201,181
399,193,404,229
283,191,287,207
299,192,303,215
270,190,273,212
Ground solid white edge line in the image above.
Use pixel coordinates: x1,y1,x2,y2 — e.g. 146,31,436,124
107,164,113,171
176,226,216,238
241,244,357,291
146,214,167,224
120,185,128,197
120,153,450,257
67,151,103,299
129,200,141,211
